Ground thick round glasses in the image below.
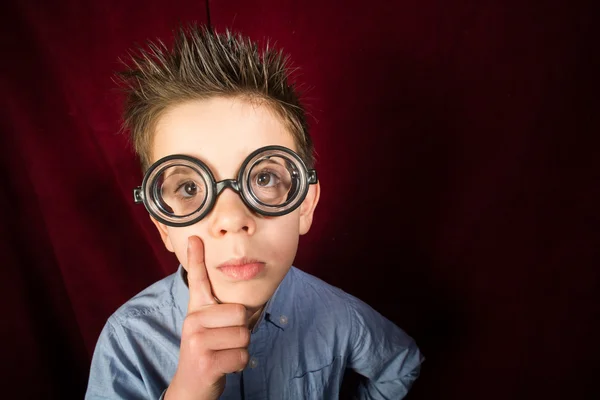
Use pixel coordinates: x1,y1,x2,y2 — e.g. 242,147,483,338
133,146,318,227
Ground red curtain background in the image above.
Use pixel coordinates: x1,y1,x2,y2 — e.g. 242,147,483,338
1,0,597,398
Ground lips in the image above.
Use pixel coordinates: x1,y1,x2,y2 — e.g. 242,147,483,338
217,258,265,280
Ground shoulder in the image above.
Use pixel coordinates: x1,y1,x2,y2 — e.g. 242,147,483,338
106,270,182,332
290,267,406,338
291,267,368,309
291,267,353,304
289,267,371,324
88,272,181,399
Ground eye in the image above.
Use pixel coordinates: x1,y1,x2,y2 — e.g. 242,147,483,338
256,171,279,188
176,181,199,197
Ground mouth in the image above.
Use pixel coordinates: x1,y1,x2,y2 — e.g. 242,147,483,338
217,257,266,280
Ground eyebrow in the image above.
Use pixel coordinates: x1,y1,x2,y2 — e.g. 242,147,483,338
163,166,198,179
258,158,287,167
161,157,287,182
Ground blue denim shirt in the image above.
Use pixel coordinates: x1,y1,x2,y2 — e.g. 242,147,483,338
86,266,423,399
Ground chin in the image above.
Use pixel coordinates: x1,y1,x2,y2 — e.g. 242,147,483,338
214,279,278,309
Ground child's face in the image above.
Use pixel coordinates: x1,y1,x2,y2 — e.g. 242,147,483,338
150,97,319,310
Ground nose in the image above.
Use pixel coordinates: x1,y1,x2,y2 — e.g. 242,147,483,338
207,188,256,237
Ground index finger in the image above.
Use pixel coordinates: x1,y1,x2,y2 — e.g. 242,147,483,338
186,235,217,312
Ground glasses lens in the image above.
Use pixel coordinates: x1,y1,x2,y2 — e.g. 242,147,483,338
248,156,298,206
154,165,208,217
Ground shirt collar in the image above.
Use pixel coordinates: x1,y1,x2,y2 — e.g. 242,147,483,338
173,265,189,317
256,266,296,332
172,264,297,331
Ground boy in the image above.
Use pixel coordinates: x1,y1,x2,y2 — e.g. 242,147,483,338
86,25,423,399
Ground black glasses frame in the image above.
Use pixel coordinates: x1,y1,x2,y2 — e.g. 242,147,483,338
133,145,318,227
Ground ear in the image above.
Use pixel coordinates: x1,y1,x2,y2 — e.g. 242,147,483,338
299,181,320,235
150,216,175,252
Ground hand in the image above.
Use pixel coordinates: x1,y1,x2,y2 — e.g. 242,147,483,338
165,236,250,400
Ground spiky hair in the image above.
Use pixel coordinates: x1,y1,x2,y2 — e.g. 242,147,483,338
117,24,314,171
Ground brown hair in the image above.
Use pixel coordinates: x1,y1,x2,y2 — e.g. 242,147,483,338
117,24,314,171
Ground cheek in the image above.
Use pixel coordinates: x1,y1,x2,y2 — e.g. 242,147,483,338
259,216,300,263
165,226,201,267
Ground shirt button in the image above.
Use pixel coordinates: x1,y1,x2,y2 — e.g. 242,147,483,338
279,315,288,325
249,357,259,369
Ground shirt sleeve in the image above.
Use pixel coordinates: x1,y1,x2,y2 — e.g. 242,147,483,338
346,296,424,399
85,319,154,400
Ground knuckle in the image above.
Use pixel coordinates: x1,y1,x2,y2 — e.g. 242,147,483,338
238,326,250,346
239,348,249,366
182,315,194,331
182,313,201,334
233,304,247,323
186,332,206,353
196,351,213,373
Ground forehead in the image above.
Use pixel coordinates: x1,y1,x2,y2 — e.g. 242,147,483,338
152,97,297,179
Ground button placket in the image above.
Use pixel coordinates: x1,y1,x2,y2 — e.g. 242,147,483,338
243,321,268,399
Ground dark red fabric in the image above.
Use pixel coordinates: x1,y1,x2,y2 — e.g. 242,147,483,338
1,0,597,398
